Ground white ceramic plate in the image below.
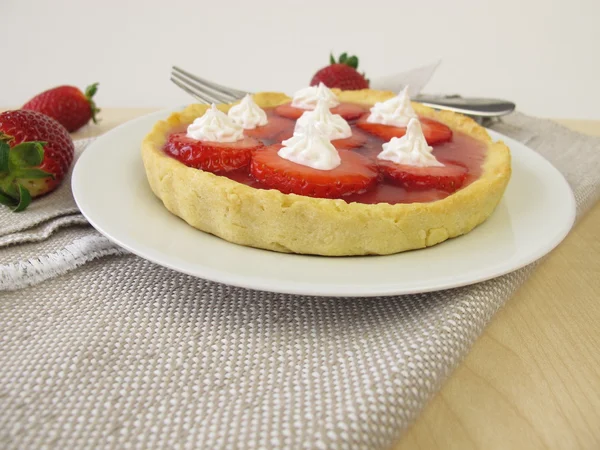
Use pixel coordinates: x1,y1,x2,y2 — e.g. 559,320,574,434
72,109,576,297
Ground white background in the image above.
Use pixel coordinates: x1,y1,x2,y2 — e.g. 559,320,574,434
2,0,599,119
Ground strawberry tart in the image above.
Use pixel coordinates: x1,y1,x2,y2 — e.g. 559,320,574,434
141,85,511,255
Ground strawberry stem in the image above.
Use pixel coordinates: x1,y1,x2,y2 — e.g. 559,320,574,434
0,131,15,145
84,82,101,124
0,138,51,212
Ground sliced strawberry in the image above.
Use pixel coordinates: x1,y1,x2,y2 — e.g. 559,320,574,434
275,102,365,121
274,127,294,142
164,133,263,173
251,145,377,198
378,160,467,192
357,116,453,145
274,129,368,150
274,103,308,120
244,115,294,141
332,103,366,121
332,130,368,150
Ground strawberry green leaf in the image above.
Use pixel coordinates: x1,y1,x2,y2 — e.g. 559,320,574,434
339,53,348,64
0,171,35,211
12,185,32,212
0,140,9,172
9,142,46,168
14,168,53,180
85,82,99,99
85,82,101,124
346,56,359,69
330,53,336,65
1,174,17,198
0,190,17,208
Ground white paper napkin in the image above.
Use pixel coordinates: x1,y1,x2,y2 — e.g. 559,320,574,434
369,60,441,96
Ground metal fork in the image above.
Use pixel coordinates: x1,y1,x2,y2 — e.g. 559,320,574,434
171,66,248,104
170,66,515,123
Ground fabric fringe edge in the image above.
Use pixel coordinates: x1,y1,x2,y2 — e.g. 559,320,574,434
0,236,127,291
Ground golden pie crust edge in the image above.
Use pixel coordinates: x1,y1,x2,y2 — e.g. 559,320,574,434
141,89,511,255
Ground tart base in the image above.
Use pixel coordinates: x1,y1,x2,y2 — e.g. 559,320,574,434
141,90,511,256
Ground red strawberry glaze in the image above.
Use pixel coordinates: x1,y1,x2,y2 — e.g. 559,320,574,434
275,102,365,121
163,106,487,205
244,110,295,142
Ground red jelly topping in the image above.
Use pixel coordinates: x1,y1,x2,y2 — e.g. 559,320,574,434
163,106,487,205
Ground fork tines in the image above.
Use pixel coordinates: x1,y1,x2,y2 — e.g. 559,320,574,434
171,66,248,104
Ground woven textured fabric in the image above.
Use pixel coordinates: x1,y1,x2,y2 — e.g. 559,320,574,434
1,113,599,449
0,214,88,248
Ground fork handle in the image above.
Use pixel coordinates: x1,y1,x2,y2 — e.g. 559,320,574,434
414,95,516,117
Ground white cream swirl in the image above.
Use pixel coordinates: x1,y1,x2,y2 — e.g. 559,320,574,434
186,104,244,142
367,86,417,127
278,123,341,170
377,118,443,167
227,94,268,129
291,82,340,110
294,99,352,140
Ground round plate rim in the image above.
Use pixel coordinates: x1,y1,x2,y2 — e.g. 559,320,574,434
72,108,576,297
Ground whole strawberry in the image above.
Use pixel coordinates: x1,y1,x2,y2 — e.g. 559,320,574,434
22,83,100,132
310,53,369,90
0,110,75,211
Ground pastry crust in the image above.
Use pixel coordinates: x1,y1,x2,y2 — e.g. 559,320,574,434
141,90,511,255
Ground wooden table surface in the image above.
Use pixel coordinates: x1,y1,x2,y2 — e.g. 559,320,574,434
72,110,600,449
